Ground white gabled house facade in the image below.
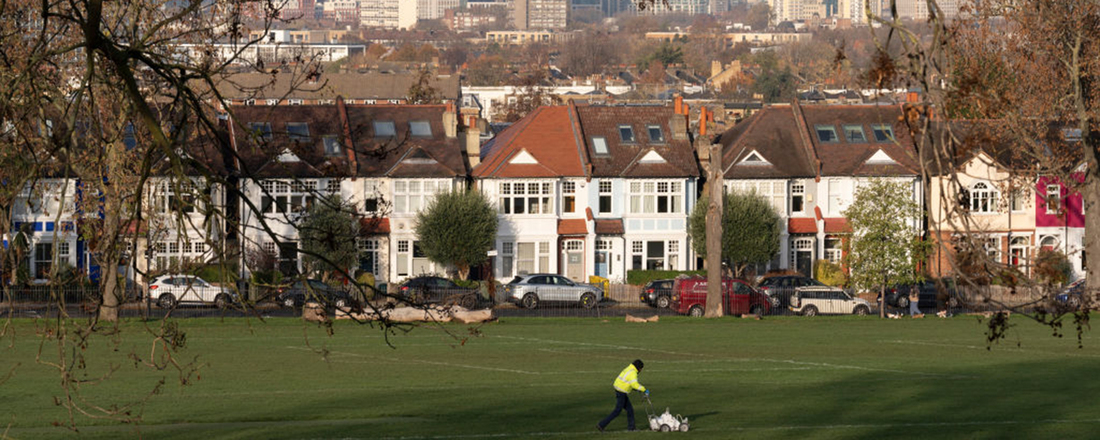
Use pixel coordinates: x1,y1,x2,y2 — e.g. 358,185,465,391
717,102,923,278
231,101,471,287
474,102,700,283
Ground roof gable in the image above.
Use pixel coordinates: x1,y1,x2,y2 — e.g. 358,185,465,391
864,149,897,165
510,149,538,165
473,106,586,178
638,150,666,164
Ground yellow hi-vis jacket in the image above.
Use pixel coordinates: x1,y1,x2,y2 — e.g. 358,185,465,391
612,364,646,393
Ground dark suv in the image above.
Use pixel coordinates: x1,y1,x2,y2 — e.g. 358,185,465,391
640,279,674,308
276,279,357,311
397,276,479,308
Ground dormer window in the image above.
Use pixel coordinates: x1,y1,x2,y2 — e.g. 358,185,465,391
871,124,895,143
248,122,272,141
286,122,310,142
815,125,838,143
618,125,635,143
322,135,341,156
409,120,432,137
374,120,396,138
843,125,866,143
647,125,664,143
592,136,609,155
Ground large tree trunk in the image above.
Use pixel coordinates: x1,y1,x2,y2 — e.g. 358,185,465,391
705,143,724,318
1083,152,1098,296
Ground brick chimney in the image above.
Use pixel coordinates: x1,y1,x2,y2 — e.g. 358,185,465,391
443,101,457,138
464,115,481,168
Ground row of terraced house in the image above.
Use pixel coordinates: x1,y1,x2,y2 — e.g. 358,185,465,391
8,98,1087,288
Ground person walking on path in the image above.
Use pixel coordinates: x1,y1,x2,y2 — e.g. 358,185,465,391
909,286,921,316
597,359,648,432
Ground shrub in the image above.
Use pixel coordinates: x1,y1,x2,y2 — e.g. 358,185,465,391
814,259,847,287
195,262,239,284
1034,249,1073,286
626,270,705,286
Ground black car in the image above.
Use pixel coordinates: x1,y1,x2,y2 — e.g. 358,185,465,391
640,279,674,308
276,280,357,310
398,276,479,308
757,275,827,307
881,281,956,310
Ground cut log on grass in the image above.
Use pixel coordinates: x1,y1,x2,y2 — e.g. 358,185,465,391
338,306,494,323
453,308,493,323
740,314,761,320
302,302,329,323
625,314,660,323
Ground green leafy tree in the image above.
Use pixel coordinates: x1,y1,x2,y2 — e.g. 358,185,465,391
843,179,928,318
299,194,360,280
415,189,497,280
688,191,781,279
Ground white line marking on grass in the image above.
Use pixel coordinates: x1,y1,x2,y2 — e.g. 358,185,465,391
495,335,712,357
285,346,542,374
750,358,973,378
356,418,1100,440
886,339,1100,358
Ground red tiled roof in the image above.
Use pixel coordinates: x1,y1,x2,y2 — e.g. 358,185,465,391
558,219,587,236
473,106,587,178
359,217,390,235
594,219,625,235
823,218,851,234
788,218,817,234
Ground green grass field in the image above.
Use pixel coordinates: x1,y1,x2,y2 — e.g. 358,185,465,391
2,315,1099,439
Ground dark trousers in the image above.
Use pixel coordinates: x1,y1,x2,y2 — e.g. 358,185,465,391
598,391,635,430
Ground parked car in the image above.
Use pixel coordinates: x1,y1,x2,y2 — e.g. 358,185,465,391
275,279,357,311
504,274,605,309
757,275,830,307
148,275,236,309
881,281,945,309
397,276,479,308
789,288,871,316
1054,279,1089,309
670,276,773,317
640,279,674,308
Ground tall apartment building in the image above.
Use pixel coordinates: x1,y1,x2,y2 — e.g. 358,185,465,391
417,0,462,20
769,0,828,23
321,0,361,23
634,0,711,15
510,0,568,30
360,0,417,29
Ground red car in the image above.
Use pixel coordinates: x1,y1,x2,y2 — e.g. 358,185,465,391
670,276,774,317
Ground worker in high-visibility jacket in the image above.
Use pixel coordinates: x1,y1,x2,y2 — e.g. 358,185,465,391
597,359,648,432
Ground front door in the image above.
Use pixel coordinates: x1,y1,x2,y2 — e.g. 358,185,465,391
796,252,812,278
792,238,814,277
278,242,298,276
564,239,584,282
595,251,608,278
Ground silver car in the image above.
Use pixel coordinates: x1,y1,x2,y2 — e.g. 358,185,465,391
148,274,236,309
504,273,605,309
788,287,871,316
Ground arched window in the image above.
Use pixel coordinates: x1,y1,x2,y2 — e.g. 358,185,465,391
1040,235,1059,252
969,182,998,214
